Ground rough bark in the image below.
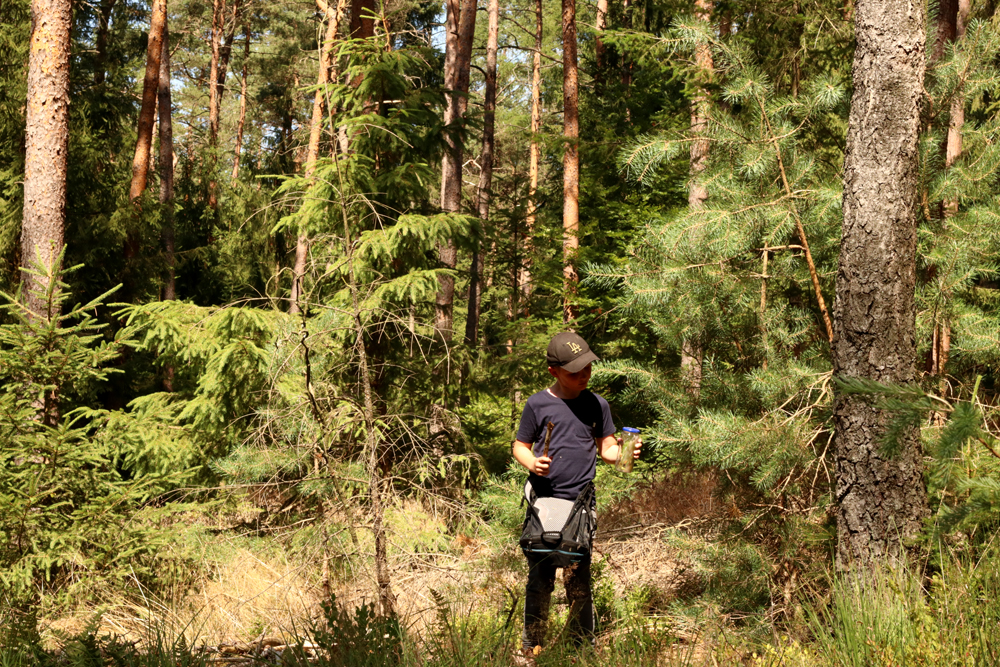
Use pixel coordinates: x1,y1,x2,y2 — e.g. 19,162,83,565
290,0,347,316
129,0,167,202
465,0,499,347
159,21,176,302
562,0,579,323
933,0,959,64
231,23,250,181
434,0,477,343
93,0,116,85
21,0,71,319
833,0,930,569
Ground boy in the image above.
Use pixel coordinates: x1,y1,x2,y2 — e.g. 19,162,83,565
512,332,641,658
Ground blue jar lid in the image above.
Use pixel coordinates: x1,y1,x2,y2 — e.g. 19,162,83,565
622,427,641,433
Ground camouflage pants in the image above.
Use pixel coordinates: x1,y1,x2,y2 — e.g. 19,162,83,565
521,553,594,652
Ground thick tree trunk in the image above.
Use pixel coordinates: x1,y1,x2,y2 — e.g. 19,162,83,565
290,0,347,316
833,0,930,569
562,0,579,323
94,0,116,85
465,0,499,347
231,23,250,181
434,0,477,343
129,0,167,202
522,0,542,310
21,0,71,319
159,21,176,302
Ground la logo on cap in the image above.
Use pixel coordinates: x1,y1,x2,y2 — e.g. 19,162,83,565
566,341,582,355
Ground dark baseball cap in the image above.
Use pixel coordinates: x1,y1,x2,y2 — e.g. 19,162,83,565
546,332,599,373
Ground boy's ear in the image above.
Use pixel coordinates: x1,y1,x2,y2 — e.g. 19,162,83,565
547,366,558,378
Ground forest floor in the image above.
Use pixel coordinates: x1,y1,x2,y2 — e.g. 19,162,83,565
36,473,754,665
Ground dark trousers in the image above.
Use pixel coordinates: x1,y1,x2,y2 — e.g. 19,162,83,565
521,553,594,652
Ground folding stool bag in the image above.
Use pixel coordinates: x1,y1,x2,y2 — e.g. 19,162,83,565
520,480,595,567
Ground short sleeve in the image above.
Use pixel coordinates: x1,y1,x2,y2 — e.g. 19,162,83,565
516,401,539,444
600,398,616,438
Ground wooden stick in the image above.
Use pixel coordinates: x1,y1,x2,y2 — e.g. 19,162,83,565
542,422,554,458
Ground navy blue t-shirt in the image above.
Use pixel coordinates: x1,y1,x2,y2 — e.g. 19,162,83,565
516,389,616,500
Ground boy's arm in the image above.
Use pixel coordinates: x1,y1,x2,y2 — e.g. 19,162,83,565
598,434,642,465
513,439,551,476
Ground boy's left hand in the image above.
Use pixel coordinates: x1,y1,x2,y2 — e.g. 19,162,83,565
615,436,642,459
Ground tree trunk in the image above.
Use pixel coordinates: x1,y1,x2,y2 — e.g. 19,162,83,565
21,0,71,320
159,21,176,303
522,0,542,310
94,0,116,85
680,0,713,398
129,0,167,203
833,0,930,569
561,0,579,323
466,0,499,347
595,0,608,72
158,21,176,392
290,0,347,316
350,0,375,39
434,0,477,343
231,23,250,181
207,0,224,213
943,0,970,218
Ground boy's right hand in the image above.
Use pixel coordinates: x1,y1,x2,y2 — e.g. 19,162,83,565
532,456,552,476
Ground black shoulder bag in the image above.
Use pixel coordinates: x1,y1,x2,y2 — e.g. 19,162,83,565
519,481,596,568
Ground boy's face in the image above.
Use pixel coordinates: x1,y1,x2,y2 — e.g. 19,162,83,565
548,363,592,394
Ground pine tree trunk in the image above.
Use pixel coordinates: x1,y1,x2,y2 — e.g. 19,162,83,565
290,0,346,316
350,0,375,38
434,0,477,343
94,0,116,85
159,21,175,302
231,23,250,181
158,21,176,392
21,0,71,319
680,0,713,398
522,0,542,310
943,0,970,217
129,0,167,203
595,0,608,72
466,0,499,347
207,0,224,213
833,0,930,569
561,0,579,323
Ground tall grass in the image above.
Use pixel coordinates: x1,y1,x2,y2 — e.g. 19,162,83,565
807,544,1000,666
